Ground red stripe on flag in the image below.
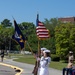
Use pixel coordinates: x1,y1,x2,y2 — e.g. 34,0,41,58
36,21,50,39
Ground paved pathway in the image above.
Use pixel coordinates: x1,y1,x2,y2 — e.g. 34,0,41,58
0,58,62,75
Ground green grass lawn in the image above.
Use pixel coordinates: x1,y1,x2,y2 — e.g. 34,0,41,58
50,61,67,70
6,53,67,70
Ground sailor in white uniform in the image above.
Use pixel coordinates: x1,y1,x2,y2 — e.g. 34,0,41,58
39,50,51,75
32,47,47,75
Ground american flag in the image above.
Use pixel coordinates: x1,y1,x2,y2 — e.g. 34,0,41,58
36,14,50,40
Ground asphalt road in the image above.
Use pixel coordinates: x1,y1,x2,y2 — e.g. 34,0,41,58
0,64,16,75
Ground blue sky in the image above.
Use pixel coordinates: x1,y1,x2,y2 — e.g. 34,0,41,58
0,0,75,25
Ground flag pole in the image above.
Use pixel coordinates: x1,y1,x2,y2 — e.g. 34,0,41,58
38,40,40,57
12,16,15,21
26,41,34,55
37,13,40,57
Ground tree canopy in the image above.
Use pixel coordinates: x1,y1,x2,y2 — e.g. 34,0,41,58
55,23,75,59
1,19,12,27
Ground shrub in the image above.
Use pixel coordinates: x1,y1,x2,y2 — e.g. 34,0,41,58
51,54,60,61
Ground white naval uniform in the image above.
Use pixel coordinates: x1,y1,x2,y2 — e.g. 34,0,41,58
39,57,51,75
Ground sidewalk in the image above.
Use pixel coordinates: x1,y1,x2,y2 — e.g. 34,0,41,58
0,58,62,75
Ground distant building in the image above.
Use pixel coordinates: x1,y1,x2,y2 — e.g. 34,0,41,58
58,17,75,23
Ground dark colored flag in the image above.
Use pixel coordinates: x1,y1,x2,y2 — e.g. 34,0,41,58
36,14,50,40
12,20,25,49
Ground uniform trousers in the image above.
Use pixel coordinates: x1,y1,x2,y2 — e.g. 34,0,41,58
62,68,72,75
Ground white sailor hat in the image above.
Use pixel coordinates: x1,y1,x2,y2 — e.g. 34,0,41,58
41,47,47,51
69,51,73,53
43,49,50,53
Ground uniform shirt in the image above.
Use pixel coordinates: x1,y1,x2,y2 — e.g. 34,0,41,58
40,57,51,67
69,55,74,63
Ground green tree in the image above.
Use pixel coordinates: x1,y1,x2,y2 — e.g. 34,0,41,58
1,19,12,27
55,23,75,59
0,24,14,50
